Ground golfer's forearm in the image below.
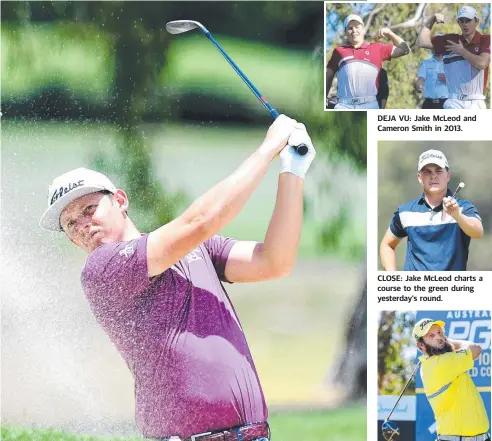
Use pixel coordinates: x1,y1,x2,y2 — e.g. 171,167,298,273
455,214,484,238
388,31,406,47
460,51,489,70
260,173,303,276
449,339,482,359
380,245,397,271
417,26,433,48
416,77,425,92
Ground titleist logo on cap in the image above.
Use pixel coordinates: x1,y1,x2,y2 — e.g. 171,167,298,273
420,153,444,161
419,319,433,330
50,180,85,205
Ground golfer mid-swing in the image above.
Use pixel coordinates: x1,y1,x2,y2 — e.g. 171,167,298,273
413,318,490,441
39,115,316,440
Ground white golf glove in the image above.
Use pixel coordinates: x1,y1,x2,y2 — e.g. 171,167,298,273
279,124,316,179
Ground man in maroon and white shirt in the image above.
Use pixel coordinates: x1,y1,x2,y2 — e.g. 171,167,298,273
325,14,410,110
39,116,316,440
417,6,490,109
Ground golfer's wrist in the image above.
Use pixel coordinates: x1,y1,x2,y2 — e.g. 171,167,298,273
258,141,282,159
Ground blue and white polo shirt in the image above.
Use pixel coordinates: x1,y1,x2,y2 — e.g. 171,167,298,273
389,190,481,271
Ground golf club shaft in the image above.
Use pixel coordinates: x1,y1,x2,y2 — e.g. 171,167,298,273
201,31,307,155
452,184,463,198
442,183,463,220
205,32,279,119
384,362,421,422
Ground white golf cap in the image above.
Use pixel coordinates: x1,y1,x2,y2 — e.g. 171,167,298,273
418,149,449,171
413,318,446,341
343,14,364,29
457,6,478,20
39,168,117,232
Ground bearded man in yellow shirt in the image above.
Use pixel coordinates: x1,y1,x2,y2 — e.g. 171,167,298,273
413,318,490,441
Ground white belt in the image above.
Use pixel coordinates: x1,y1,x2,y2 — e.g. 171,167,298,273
339,96,377,104
438,433,490,441
449,94,486,100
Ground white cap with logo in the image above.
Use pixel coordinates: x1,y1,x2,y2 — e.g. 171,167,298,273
343,14,364,30
457,6,478,20
39,168,117,232
418,149,449,171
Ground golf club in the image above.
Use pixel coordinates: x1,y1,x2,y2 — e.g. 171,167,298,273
452,181,465,198
381,361,421,441
442,182,465,220
165,20,308,156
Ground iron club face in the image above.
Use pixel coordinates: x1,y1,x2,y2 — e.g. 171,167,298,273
165,20,208,35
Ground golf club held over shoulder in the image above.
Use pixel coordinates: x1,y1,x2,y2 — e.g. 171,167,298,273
165,20,308,156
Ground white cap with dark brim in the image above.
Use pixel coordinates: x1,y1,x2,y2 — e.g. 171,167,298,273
418,149,449,171
39,168,117,232
343,14,364,30
457,6,478,20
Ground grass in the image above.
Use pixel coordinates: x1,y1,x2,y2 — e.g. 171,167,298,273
1,407,366,441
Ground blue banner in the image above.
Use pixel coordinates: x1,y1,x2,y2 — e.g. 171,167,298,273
415,310,491,441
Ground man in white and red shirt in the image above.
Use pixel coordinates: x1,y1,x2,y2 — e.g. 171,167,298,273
417,6,490,109
325,14,410,110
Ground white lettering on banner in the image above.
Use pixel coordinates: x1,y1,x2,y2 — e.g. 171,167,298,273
446,311,490,319
448,320,491,349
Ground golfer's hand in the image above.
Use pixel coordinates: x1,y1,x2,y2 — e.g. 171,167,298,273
279,123,316,179
433,13,445,24
443,196,460,218
445,39,465,56
376,28,391,40
261,114,296,156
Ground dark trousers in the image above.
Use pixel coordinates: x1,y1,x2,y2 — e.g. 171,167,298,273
422,98,447,109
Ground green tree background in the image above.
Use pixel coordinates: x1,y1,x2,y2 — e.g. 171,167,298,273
378,311,417,395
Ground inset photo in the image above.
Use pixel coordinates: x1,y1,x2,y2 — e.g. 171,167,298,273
324,3,491,110
377,310,491,441
378,141,492,271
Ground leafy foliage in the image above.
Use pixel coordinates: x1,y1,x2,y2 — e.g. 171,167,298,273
378,311,416,395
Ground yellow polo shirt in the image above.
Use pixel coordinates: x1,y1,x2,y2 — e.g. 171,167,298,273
419,348,489,436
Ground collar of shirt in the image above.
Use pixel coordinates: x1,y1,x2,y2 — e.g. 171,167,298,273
343,42,370,49
461,30,482,47
418,189,452,213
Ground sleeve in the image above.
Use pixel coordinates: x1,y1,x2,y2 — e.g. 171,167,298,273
389,209,407,238
480,34,491,54
203,235,237,282
461,200,482,221
380,43,394,61
326,48,342,72
434,349,474,388
82,235,151,303
417,61,426,79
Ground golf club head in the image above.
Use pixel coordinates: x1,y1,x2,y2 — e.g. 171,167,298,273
165,20,208,35
382,420,400,441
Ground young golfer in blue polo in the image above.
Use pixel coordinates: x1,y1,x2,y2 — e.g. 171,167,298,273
380,149,483,271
